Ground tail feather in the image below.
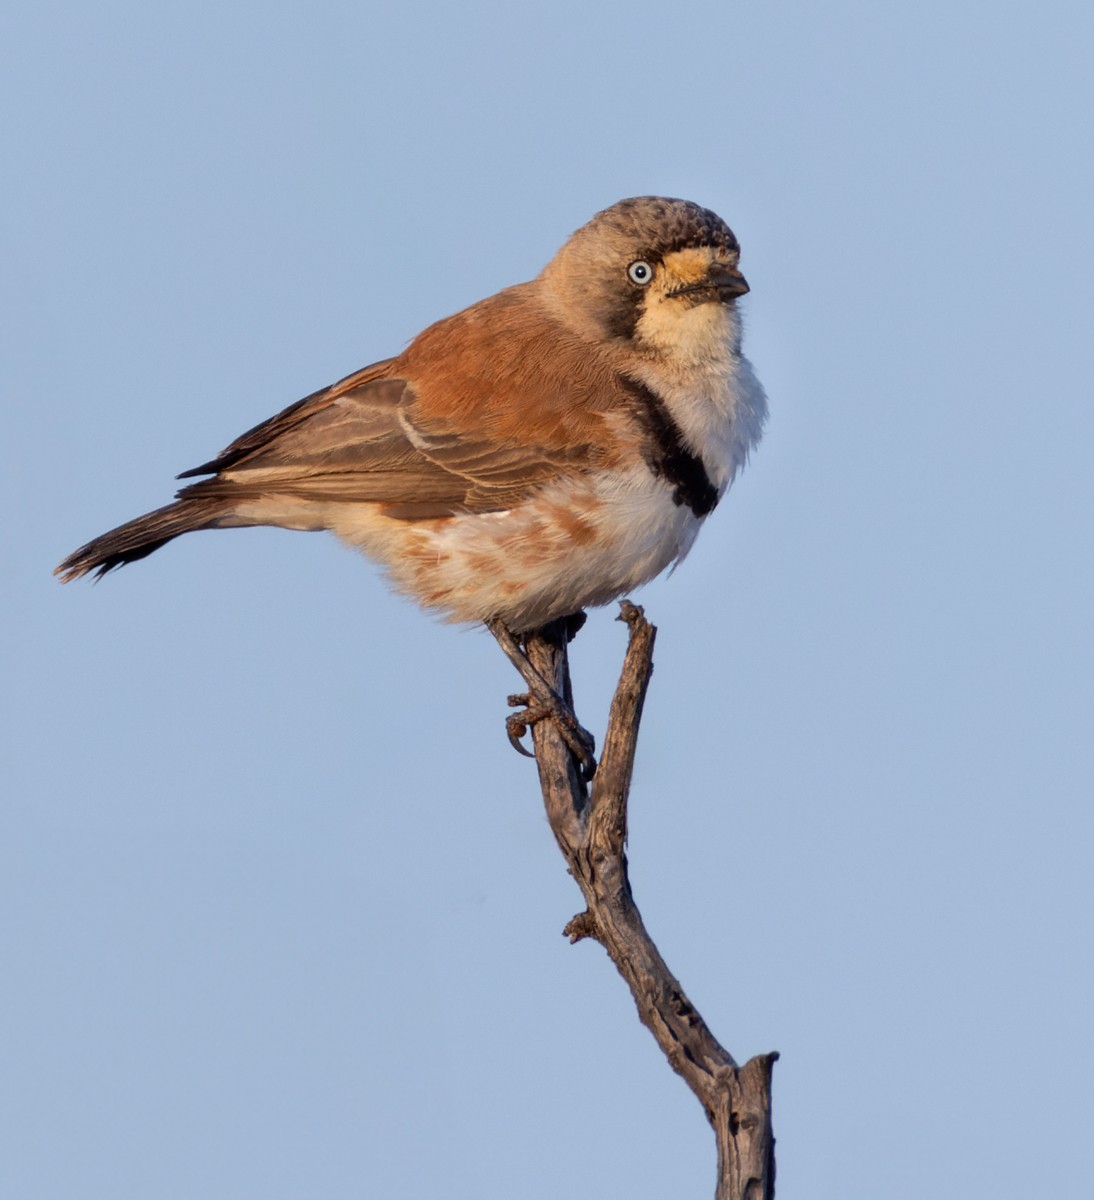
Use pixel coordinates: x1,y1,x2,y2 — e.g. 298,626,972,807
55,500,228,582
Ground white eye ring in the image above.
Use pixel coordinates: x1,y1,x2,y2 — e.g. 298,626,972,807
626,260,654,286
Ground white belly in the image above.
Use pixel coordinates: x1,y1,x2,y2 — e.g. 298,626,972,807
330,463,703,630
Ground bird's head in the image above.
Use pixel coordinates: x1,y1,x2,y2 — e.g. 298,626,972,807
541,196,749,363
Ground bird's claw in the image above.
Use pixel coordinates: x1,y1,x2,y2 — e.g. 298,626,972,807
503,691,597,780
505,695,540,758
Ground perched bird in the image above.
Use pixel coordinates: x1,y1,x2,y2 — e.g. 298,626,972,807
57,197,766,636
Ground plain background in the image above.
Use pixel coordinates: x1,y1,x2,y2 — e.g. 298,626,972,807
4,2,1092,1196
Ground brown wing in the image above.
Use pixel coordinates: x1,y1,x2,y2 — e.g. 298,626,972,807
174,290,616,519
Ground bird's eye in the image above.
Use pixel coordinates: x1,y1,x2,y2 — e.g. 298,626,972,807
626,260,654,286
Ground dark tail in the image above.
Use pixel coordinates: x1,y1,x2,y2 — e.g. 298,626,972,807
55,499,229,582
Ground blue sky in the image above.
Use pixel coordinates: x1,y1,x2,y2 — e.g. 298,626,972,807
4,2,1093,1197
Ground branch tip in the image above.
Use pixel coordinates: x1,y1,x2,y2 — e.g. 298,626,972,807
617,598,645,626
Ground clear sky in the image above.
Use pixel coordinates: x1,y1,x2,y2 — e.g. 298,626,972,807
4,2,1092,1197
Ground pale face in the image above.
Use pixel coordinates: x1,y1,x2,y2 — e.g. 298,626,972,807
634,246,744,365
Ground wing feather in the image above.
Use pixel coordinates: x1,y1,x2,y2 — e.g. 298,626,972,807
175,287,636,520
176,369,597,519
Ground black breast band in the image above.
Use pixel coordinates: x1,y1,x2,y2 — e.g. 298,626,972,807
619,377,720,518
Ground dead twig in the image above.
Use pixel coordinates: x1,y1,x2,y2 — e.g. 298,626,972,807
496,602,777,1200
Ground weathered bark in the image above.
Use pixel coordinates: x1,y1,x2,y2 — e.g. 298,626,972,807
498,603,777,1200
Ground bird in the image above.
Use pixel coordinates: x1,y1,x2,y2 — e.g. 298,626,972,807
56,196,767,635
57,197,765,771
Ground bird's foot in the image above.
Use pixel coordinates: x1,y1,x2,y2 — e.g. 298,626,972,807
504,691,597,779
486,616,597,780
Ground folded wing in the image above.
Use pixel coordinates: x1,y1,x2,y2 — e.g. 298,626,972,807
177,358,597,520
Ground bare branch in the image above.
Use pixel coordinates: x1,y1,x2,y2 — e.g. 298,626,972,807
497,604,777,1200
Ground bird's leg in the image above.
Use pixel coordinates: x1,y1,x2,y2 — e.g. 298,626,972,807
485,617,597,779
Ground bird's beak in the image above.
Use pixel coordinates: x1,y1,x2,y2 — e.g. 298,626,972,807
668,263,750,304
707,263,750,299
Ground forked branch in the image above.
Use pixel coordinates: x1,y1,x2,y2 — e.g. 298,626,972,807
493,603,777,1200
